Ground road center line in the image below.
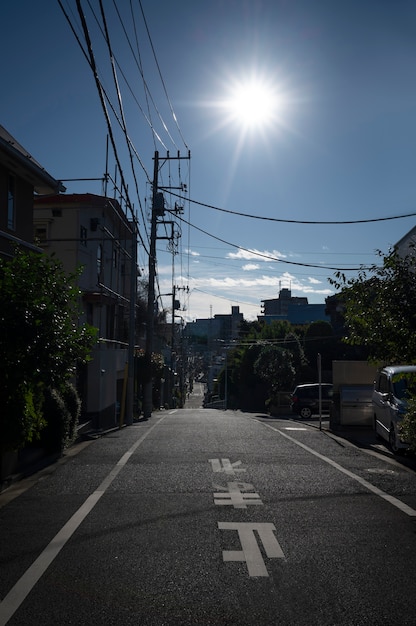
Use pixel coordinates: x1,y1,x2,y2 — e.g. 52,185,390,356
0,416,166,626
258,421,416,518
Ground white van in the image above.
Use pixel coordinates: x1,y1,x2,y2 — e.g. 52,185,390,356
372,365,416,453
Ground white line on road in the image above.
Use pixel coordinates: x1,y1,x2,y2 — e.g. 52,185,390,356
209,458,246,474
219,522,285,577
259,421,416,518
0,416,167,626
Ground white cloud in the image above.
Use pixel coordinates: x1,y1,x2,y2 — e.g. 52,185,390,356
226,248,286,261
161,265,334,324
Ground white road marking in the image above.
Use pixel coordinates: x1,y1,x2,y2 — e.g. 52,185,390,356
259,421,416,517
218,522,285,577
0,417,167,626
214,482,263,508
209,458,246,474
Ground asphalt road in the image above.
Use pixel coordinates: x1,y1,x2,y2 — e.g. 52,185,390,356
1,404,416,625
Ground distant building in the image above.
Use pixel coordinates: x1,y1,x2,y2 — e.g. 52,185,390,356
395,225,416,260
34,193,136,429
0,124,64,259
186,306,243,343
261,288,308,316
259,288,330,325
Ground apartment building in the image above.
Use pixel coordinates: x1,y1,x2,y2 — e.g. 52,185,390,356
0,124,64,259
34,193,136,429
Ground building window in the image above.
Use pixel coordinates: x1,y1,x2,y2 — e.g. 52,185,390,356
80,225,88,247
34,222,49,246
7,175,15,230
97,244,103,279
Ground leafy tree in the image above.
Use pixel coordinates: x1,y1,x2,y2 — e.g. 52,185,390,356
331,248,416,452
216,346,243,409
330,248,416,364
134,348,165,410
0,249,97,451
254,344,295,401
237,343,267,411
303,320,335,372
283,331,307,375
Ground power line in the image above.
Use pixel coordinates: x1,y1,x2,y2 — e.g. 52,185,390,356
110,0,171,150
59,0,153,256
138,0,189,151
167,209,374,271
165,189,416,225
193,287,260,309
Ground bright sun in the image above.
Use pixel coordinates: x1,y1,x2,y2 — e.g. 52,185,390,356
223,77,283,131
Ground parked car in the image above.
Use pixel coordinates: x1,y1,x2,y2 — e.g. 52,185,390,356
372,365,416,454
290,383,333,419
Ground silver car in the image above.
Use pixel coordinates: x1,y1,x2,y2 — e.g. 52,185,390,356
372,365,416,453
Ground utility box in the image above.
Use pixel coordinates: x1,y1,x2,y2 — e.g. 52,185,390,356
331,361,378,429
339,385,373,426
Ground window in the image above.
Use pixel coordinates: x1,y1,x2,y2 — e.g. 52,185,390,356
97,244,103,278
378,374,389,394
80,225,88,247
7,174,15,230
34,223,49,246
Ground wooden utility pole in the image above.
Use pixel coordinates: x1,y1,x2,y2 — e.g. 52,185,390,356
143,150,190,419
143,151,159,419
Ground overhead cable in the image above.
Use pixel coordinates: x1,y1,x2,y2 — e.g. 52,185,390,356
110,0,173,150
98,0,146,227
167,209,375,271
165,189,416,225
59,0,150,254
138,0,189,151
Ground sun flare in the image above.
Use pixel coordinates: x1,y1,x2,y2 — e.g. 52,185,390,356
223,77,283,130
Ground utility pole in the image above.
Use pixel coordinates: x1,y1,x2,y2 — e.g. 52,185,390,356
143,150,190,419
143,151,159,419
125,217,137,425
171,285,188,406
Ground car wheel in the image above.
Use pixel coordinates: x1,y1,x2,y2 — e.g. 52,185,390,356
300,407,312,419
389,426,402,455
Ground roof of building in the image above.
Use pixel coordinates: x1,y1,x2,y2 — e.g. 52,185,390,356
0,124,65,194
394,224,416,251
34,193,133,230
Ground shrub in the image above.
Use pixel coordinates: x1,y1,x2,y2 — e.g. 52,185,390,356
0,248,97,452
0,382,45,452
40,388,70,454
400,394,416,453
40,383,81,454
61,382,81,445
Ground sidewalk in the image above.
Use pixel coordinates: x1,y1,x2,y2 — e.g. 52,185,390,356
298,415,416,470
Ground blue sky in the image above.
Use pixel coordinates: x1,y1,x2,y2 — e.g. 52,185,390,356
2,0,416,322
